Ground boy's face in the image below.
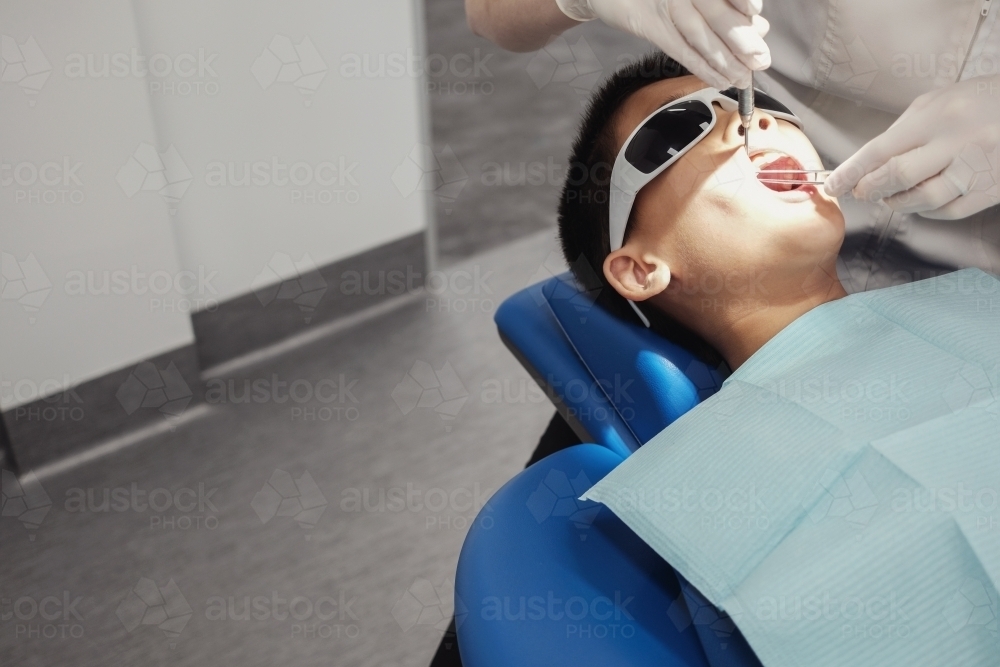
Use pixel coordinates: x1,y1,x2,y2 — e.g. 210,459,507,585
608,75,845,307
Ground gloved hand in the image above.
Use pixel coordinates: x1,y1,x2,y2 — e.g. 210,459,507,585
824,74,1000,220
555,0,771,90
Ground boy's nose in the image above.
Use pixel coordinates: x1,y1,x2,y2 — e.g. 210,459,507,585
714,101,779,146
741,115,771,134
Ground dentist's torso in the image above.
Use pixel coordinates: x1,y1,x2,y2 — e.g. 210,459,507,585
756,0,1000,290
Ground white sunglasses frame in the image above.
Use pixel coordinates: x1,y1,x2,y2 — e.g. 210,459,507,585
607,87,803,326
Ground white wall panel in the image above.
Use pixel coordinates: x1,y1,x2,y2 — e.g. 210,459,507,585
132,0,431,302
0,0,196,410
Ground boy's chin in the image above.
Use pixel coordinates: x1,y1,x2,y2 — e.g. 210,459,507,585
773,212,845,250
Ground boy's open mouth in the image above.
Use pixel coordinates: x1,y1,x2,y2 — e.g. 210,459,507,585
751,150,807,192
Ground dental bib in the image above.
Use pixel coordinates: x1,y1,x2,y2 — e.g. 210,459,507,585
582,268,1000,667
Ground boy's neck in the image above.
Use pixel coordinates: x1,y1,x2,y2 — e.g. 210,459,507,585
701,276,848,371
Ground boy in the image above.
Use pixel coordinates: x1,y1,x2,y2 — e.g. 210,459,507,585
558,51,846,370
567,52,1000,667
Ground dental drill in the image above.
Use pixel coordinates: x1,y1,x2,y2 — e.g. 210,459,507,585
738,73,754,156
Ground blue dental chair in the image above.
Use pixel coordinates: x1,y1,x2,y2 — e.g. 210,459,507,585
455,272,762,667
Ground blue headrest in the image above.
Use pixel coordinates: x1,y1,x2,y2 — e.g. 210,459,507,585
496,272,727,457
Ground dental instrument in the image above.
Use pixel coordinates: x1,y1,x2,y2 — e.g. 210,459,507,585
755,168,832,186
737,75,754,156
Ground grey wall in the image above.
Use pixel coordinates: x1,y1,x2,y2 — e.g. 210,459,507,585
1,0,431,414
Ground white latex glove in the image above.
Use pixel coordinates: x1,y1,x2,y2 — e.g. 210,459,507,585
824,74,1000,220
556,0,771,90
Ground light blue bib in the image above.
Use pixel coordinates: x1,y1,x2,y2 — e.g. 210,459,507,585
583,268,1000,667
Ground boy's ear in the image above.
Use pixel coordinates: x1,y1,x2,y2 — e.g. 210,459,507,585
603,245,671,302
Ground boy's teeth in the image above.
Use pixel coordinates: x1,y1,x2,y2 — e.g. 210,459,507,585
751,150,783,167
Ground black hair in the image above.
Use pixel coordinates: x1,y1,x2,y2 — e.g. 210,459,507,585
557,51,725,368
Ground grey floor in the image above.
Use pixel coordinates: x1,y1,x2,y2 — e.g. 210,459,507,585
424,0,648,262
1,230,564,667
1,5,650,666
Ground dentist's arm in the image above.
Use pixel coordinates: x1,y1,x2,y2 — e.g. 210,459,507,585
465,0,772,89
824,73,1000,220
466,0,581,51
